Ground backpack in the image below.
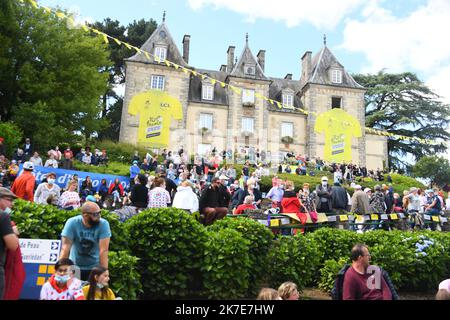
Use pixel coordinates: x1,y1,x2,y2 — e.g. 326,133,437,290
331,264,400,300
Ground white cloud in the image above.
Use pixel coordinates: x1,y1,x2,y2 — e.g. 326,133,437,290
187,0,367,29
339,0,450,102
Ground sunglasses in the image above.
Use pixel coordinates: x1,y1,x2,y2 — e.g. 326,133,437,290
88,211,101,217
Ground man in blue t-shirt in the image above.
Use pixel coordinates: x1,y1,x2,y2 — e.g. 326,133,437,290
60,202,111,281
425,189,442,216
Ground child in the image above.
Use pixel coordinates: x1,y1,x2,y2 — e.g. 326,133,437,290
40,258,84,300
83,266,117,300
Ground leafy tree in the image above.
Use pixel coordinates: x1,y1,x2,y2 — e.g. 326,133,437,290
412,156,450,188
90,18,157,140
0,2,111,150
0,122,23,157
353,71,450,169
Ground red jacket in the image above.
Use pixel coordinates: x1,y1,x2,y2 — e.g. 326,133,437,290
281,196,301,214
3,243,26,300
108,183,124,196
234,204,256,215
11,171,35,202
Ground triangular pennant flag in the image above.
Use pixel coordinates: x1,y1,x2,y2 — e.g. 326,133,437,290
276,101,282,109
268,99,275,105
42,6,52,13
211,79,216,85
164,60,171,67
173,64,179,70
124,42,132,50
182,68,189,74
191,70,197,77
144,52,151,60
155,56,161,63
220,82,226,88
29,0,38,9
102,34,109,44
81,24,90,33
55,11,66,19
113,38,122,46
134,47,142,54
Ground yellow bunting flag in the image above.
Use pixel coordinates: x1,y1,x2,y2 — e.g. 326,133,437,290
144,52,151,60
81,24,90,33
173,64,179,70
191,70,197,77
102,34,109,44
134,47,142,54
182,68,189,74
55,11,66,19
219,81,226,88
29,0,38,9
276,101,282,109
154,56,160,63
268,99,275,105
164,60,171,67
211,79,216,85
339,215,348,222
42,6,52,13
124,42,132,50
113,38,122,46
432,216,440,222
390,214,398,220
371,214,379,220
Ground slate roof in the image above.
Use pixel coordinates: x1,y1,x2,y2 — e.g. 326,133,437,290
126,22,188,67
268,77,304,113
308,46,364,89
189,69,229,106
229,42,268,81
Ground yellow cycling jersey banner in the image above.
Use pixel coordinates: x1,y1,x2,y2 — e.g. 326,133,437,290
128,90,183,148
314,108,362,163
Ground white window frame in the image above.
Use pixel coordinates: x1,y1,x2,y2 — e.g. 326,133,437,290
155,46,167,61
242,89,255,105
331,69,343,84
282,94,294,108
199,113,213,130
281,122,294,138
202,84,214,101
241,117,254,133
151,75,165,90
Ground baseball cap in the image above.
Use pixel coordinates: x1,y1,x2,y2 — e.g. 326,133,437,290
354,185,362,190
321,176,328,181
219,174,229,180
0,187,17,199
86,195,97,203
132,160,138,165
23,161,34,170
364,188,372,193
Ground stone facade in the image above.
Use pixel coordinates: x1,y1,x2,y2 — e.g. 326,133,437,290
119,21,387,170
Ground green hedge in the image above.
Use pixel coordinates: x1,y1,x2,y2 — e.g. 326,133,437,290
201,229,251,299
124,208,207,299
108,251,143,300
95,140,153,164
207,217,274,296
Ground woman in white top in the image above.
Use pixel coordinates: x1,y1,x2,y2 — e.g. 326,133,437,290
44,154,59,168
172,181,199,213
34,172,61,204
58,181,81,210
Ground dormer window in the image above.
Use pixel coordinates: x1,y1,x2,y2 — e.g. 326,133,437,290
282,94,294,108
244,63,256,76
331,69,342,84
202,83,214,101
155,46,167,61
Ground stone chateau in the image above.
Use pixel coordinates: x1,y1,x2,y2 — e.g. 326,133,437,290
119,18,387,169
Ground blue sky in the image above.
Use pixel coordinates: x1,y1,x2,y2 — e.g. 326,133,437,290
38,0,450,160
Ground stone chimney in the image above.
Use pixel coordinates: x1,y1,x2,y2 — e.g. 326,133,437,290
182,35,190,64
301,51,312,85
284,73,292,80
227,46,235,72
257,50,266,72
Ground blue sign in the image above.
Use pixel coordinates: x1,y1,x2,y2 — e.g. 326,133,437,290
18,165,130,191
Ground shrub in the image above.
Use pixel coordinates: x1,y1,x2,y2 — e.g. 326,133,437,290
124,208,207,298
318,258,349,294
0,121,24,157
95,140,153,164
207,217,274,295
108,251,143,300
201,229,251,299
266,235,320,291
73,160,132,177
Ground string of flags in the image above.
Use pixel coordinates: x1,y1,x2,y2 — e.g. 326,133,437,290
18,0,439,145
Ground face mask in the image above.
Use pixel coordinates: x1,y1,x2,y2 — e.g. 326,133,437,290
3,207,12,215
47,178,55,184
55,274,70,283
279,185,285,189
96,283,107,289
322,182,328,186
